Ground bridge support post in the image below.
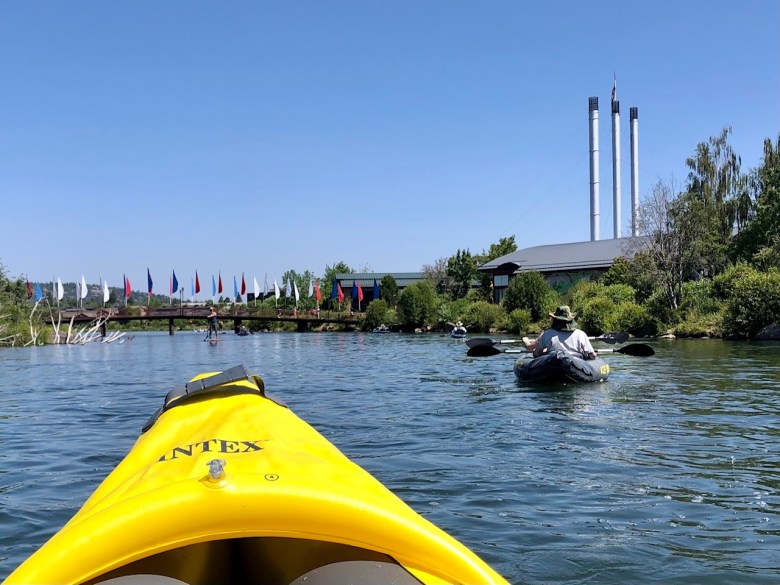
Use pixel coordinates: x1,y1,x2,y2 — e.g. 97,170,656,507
169,318,174,335
100,322,107,338
297,320,309,333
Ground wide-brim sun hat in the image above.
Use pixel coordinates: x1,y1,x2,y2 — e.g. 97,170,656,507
549,305,577,322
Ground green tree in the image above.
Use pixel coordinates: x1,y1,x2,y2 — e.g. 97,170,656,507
446,249,477,300
397,281,436,328
464,301,506,333
421,258,449,295
501,271,554,322
474,236,518,302
731,136,780,267
379,275,399,307
685,126,746,241
364,299,390,330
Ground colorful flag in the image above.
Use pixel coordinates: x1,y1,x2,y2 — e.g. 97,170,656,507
81,275,88,300
191,277,195,298
147,268,153,298
241,273,246,296
356,279,363,302
314,280,322,302
124,275,131,299
212,275,217,297
233,275,238,298
172,270,179,295
218,272,223,294
337,282,344,303
35,283,43,302
373,279,379,299
195,271,201,294
330,277,339,300
26,280,33,299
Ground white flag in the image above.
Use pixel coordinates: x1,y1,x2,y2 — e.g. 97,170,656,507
274,279,280,300
103,279,109,303
80,275,88,299
294,281,300,304
264,273,268,297
253,276,260,299
284,279,291,297
308,278,314,298
56,278,64,301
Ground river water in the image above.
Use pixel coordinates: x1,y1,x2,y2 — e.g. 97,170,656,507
1,333,778,584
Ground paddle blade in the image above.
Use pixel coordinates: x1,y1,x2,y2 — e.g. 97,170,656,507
466,345,504,357
465,337,494,349
595,331,630,344
613,343,655,357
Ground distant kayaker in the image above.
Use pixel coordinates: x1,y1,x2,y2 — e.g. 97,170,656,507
207,306,219,339
522,305,597,360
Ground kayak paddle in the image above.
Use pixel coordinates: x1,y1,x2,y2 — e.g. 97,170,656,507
465,331,629,349
466,342,654,358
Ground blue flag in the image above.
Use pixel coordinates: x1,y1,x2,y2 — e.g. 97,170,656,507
172,270,179,295
35,283,43,302
330,277,339,300
352,280,358,299
233,275,238,298
147,268,153,298
373,278,379,299
212,275,216,297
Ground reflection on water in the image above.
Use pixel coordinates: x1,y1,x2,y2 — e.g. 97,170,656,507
1,334,779,584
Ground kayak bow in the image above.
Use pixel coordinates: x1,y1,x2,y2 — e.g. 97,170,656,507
6,365,506,585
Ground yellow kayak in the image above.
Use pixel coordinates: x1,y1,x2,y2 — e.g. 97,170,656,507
6,365,507,585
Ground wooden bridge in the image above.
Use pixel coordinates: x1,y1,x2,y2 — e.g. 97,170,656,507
52,306,363,335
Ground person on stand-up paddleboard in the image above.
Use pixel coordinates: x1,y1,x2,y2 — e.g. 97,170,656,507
207,306,219,339
523,305,597,360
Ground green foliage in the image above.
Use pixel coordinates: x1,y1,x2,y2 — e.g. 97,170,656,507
464,301,506,333
711,263,756,301
502,272,555,321
364,299,390,330
577,297,615,336
613,302,658,337
679,280,720,317
721,267,780,337
446,249,478,299
436,296,471,328
379,275,398,306
507,308,532,334
397,281,437,327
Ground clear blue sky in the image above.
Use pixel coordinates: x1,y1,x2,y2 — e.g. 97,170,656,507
2,1,778,294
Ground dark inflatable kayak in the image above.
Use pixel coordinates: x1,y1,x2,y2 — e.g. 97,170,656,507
514,349,610,384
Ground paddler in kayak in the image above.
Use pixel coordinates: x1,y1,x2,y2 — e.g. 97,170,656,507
522,305,597,360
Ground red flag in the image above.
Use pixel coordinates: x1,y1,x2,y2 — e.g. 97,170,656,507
124,275,132,299
357,280,364,302
218,272,223,294
26,280,33,299
337,283,344,302
241,273,246,295
195,271,201,294
314,281,322,302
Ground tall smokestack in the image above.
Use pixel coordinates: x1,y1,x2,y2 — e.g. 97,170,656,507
588,97,600,241
611,99,621,239
630,107,639,237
